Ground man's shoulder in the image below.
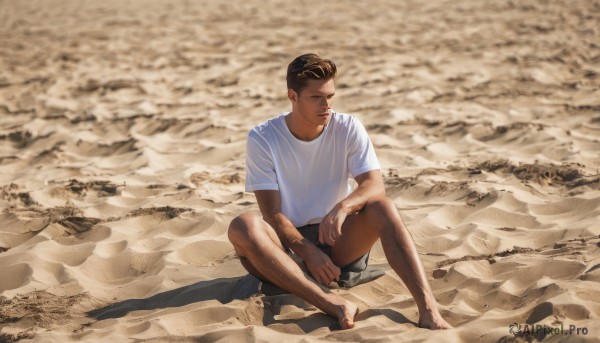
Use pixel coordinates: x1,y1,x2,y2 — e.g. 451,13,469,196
331,111,356,125
248,113,286,139
330,111,362,132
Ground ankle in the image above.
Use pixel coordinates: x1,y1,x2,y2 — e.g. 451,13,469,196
417,295,439,315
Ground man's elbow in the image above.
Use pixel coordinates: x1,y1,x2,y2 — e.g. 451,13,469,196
373,185,386,199
365,179,386,199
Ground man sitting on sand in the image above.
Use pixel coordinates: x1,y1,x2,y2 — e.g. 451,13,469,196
228,53,452,330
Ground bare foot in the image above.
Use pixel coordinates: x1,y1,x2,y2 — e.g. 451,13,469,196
418,311,452,330
337,300,358,329
324,296,358,329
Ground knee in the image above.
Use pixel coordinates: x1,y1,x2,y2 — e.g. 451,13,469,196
227,212,262,246
364,196,397,224
366,195,396,212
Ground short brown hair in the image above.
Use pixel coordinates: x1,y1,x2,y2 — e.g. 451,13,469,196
286,53,337,94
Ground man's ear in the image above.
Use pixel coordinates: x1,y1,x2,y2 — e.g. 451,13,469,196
288,89,298,103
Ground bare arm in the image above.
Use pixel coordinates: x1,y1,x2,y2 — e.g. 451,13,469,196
254,190,313,259
339,170,386,214
319,170,385,245
254,190,341,284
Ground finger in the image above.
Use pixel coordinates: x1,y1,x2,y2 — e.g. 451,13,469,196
318,270,331,285
316,274,324,285
321,255,339,283
311,263,326,285
320,223,332,246
325,236,333,246
322,266,336,285
334,222,343,239
311,268,324,285
325,268,338,284
327,230,336,246
328,262,341,281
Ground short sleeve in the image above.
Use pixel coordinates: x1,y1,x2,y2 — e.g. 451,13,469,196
245,131,279,192
347,117,381,177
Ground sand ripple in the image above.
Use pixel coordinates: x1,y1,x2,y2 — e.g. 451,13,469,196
1,0,600,342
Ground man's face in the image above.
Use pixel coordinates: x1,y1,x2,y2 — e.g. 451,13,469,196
289,78,335,126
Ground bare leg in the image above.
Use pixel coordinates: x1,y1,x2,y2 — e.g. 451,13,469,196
331,196,452,329
228,212,358,329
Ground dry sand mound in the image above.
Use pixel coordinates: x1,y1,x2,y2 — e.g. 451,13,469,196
1,0,599,342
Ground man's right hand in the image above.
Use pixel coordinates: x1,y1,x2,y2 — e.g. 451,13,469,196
303,246,341,285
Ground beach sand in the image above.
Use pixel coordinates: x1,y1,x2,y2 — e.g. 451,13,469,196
1,0,599,342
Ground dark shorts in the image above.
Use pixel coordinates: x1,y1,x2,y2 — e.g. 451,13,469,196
256,223,383,290
296,223,332,256
295,223,373,288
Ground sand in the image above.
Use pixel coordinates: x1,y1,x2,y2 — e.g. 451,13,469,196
1,0,600,342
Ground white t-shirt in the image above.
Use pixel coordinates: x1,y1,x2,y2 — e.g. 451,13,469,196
245,111,381,227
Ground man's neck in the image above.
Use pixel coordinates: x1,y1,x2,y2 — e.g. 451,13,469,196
285,111,326,142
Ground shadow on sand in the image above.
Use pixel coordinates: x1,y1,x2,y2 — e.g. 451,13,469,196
87,275,261,320
87,274,417,332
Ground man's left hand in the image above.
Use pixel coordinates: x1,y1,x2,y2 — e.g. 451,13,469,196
319,204,348,246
